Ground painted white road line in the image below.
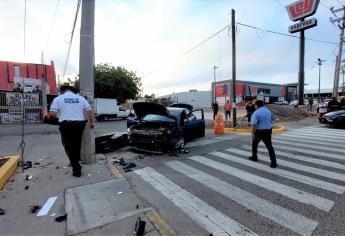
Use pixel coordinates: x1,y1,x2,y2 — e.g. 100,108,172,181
166,161,318,236
230,148,345,182
278,133,345,144
186,134,244,148
267,144,345,161
290,130,345,139
135,167,257,236
300,127,345,134
210,151,345,194
272,139,345,154
255,146,345,170
189,156,334,211
275,136,344,149
37,196,58,217
275,132,344,145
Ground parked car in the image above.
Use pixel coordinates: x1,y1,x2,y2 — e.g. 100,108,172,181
322,110,345,128
127,102,205,153
273,101,289,105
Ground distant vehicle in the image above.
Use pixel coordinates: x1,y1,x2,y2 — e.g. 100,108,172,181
273,101,289,105
94,98,129,121
322,110,345,128
127,102,205,153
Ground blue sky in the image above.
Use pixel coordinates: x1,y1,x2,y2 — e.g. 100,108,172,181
0,0,343,95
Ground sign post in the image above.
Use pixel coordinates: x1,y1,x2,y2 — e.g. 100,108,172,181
286,0,320,105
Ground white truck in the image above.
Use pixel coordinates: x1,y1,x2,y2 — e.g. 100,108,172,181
94,98,129,121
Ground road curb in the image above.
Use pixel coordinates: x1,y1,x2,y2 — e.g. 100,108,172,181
0,155,20,190
224,125,286,134
146,210,176,236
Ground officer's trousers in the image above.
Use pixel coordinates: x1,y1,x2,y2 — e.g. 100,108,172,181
59,121,86,173
252,129,277,164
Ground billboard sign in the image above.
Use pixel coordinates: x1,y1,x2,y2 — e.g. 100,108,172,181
6,92,40,106
288,18,317,33
286,0,320,21
12,77,50,94
215,83,230,97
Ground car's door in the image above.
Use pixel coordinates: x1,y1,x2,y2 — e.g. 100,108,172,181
185,109,205,139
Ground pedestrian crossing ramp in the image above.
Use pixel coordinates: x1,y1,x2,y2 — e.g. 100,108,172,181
133,126,345,236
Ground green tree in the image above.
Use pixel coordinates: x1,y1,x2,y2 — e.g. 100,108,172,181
71,64,142,104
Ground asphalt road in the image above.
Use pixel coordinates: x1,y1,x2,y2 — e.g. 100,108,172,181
112,119,345,236
0,119,128,137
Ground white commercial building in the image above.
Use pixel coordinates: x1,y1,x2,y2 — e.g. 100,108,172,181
161,90,212,109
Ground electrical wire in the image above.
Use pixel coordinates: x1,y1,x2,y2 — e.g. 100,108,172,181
236,22,339,45
44,0,61,54
24,0,27,59
62,0,81,80
141,25,230,78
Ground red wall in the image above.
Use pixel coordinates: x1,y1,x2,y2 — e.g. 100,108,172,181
0,60,57,94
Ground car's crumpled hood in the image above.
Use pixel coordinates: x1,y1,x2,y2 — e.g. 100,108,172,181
133,102,175,120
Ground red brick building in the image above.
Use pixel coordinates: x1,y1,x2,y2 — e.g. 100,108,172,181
0,60,57,95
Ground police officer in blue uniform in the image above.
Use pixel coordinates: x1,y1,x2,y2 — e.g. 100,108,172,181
249,100,277,168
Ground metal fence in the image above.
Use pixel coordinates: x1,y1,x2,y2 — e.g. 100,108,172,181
0,91,43,124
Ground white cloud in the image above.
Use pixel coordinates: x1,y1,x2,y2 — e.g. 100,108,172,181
0,0,341,95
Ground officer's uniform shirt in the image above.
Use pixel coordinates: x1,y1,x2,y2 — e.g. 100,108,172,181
251,107,273,130
50,91,91,122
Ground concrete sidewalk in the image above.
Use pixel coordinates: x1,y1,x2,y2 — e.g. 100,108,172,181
0,125,161,236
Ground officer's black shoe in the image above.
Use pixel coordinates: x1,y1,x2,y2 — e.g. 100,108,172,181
72,170,82,177
270,163,277,168
248,156,258,162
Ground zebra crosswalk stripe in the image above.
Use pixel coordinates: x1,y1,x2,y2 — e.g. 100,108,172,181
299,127,345,136
165,161,318,236
289,130,345,139
209,151,345,194
275,136,344,149
255,146,345,170
272,139,345,154
135,167,257,236
266,144,345,161
228,148,345,182
189,155,334,211
278,133,345,144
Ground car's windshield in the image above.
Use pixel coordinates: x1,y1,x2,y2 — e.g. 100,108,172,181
143,114,176,123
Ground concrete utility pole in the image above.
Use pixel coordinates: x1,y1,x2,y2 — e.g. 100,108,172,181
330,6,345,98
231,9,237,127
317,58,326,103
298,22,305,105
79,0,95,164
342,64,345,95
40,52,47,114
213,65,218,102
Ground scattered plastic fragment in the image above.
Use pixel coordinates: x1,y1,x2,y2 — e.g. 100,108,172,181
26,175,33,181
117,191,123,195
0,208,5,215
133,217,146,236
50,213,56,217
55,214,67,222
30,205,40,214
25,186,29,190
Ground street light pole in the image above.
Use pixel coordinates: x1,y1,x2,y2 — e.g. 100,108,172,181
213,65,218,102
317,58,326,103
79,0,95,164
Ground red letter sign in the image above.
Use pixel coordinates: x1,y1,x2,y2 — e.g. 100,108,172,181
286,0,320,21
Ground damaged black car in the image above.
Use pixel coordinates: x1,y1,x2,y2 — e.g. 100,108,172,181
127,102,205,153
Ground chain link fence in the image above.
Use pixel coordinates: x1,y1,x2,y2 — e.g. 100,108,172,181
0,91,43,124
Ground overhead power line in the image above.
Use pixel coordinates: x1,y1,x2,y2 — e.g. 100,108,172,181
236,22,339,45
141,25,230,78
62,0,81,80
44,0,61,54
